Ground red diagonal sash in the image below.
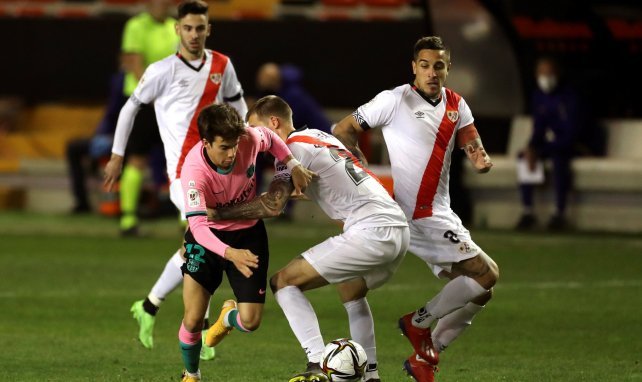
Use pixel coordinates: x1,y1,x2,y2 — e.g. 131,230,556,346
286,135,382,185
412,88,461,219
176,51,229,179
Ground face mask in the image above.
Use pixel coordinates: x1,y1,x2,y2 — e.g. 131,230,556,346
537,75,557,93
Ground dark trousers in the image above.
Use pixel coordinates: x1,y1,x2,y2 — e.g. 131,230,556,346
519,154,572,216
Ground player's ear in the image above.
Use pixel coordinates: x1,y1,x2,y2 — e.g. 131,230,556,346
175,22,179,35
412,60,417,75
206,23,211,37
270,115,280,129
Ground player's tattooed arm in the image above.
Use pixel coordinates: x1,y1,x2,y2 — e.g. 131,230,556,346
332,115,369,166
207,179,294,221
457,124,492,174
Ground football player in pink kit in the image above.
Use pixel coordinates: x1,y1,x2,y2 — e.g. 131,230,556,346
103,0,249,356
333,36,500,382
177,103,315,382
206,95,410,382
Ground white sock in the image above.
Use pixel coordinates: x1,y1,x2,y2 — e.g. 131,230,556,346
432,302,484,352
150,250,185,303
186,369,201,378
344,298,376,366
274,286,325,363
412,276,486,329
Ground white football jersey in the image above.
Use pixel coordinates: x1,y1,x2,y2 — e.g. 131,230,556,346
113,49,245,182
275,128,407,231
353,84,474,220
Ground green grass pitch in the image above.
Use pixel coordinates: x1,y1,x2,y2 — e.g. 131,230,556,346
0,212,641,381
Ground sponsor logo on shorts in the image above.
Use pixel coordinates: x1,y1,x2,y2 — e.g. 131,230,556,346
458,242,474,254
187,259,200,272
258,289,266,295
188,180,196,187
185,243,206,272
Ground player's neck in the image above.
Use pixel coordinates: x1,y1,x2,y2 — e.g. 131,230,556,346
280,127,295,142
179,47,204,61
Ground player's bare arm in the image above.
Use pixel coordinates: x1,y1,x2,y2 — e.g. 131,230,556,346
207,179,294,221
332,116,369,166
457,124,493,173
103,153,124,191
223,247,259,278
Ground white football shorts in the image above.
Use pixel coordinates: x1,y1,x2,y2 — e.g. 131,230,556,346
408,211,482,277
302,225,409,290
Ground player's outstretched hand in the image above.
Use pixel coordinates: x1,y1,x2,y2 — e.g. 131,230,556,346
103,154,124,191
465,144,493,174
224,247,259,278
291,165,317,195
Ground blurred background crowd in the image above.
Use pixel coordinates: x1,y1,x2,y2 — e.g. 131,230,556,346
1,0,640,234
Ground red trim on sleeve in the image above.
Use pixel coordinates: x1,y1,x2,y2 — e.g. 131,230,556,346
286,135,382,185
176,51,229,179
412,89,461,220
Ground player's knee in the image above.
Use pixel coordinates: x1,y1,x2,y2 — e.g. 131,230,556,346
269,274,280,293
475,253,499,289
182,315,204,333
240,315,261,331
472,288,493,306
270,270,296,292
486,256,499,286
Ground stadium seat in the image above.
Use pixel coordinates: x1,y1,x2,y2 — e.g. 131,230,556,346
15,6,47,17
319,0,360,20
280,0,318,4
321,0,358,5
57,8,92,18
462,116,642,232
102,0,140,4
363,0,406,6
362,0,410,20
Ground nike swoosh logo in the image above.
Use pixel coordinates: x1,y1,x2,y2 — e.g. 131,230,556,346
258,289,266,295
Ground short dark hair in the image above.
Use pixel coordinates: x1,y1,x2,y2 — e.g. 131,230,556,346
246,95,293,123
177,0,208,19
197,104,246,143
413,36,449,61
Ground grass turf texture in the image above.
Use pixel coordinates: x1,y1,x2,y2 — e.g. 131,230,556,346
0,212,641,381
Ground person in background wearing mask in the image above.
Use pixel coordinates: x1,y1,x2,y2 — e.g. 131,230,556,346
255,62,332,134
251,62,332,221
515,57,580,230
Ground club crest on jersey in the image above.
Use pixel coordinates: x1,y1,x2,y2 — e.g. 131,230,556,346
246,164,255,178
447,110,459,123
210,73,222,85
187,189,200,207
